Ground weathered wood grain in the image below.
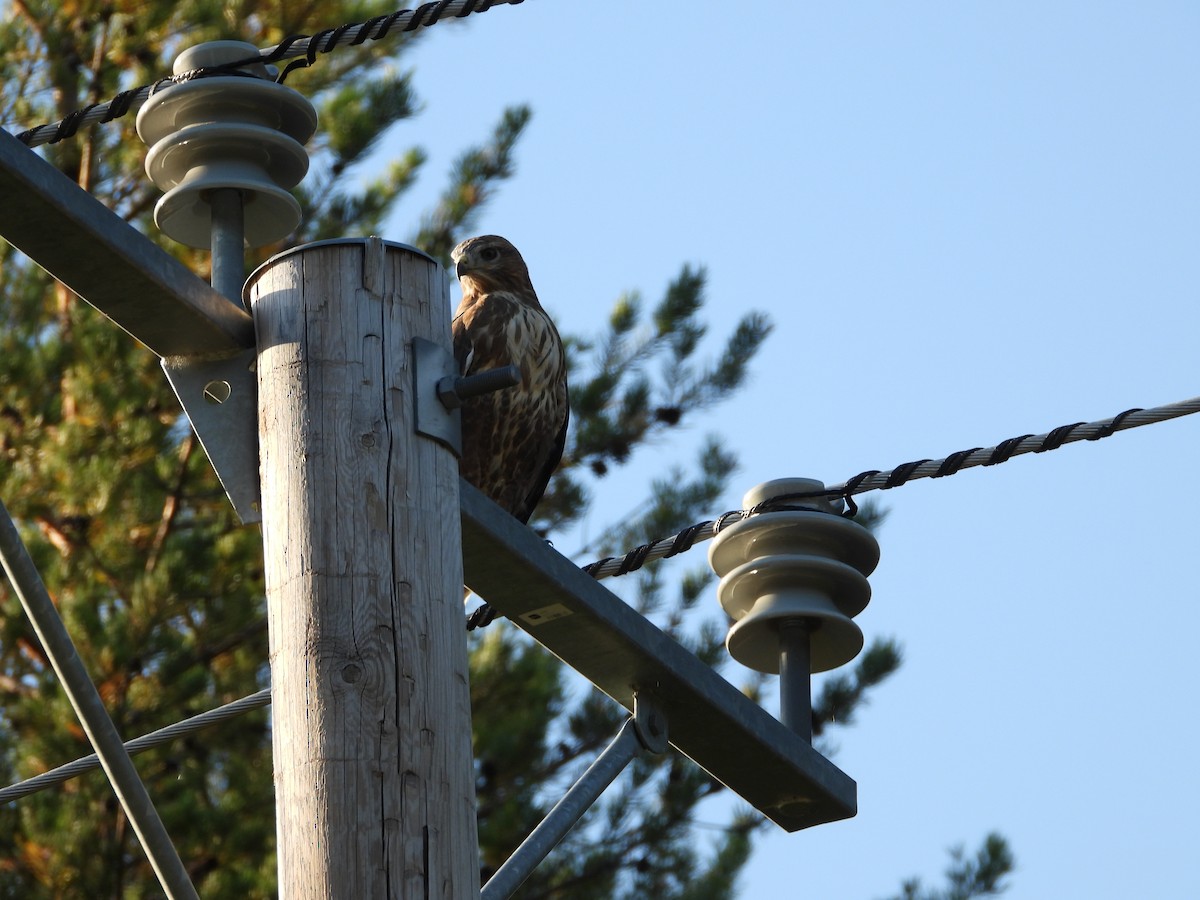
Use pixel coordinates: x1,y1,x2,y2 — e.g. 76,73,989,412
251,239,478,899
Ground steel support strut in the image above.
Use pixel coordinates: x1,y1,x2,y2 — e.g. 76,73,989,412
0,499,199,900
481,697,669,900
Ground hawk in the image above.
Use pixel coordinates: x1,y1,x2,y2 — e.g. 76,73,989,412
451,235,569,627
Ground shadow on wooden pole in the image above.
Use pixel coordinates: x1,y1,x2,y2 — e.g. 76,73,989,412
249,238,479,898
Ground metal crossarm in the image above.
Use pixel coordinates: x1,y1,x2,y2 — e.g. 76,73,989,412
459,479,857,833
0,129,252,357
0,130,263,521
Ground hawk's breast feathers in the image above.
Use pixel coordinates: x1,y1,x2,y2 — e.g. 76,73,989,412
451,236,568,526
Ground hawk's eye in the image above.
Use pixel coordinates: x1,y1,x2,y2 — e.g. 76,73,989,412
480,247,501,262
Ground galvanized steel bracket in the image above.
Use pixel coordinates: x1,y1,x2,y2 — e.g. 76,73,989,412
162,349,261,524
412,337,462,456
632,694,670,754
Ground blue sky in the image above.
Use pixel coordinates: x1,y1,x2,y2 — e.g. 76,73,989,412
374,3,1200,897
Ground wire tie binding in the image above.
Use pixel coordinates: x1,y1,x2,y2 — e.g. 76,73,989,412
1089,407,1143,440
372,11,405,41
102,89,139,123
325,23,355,52
663,521,712,558
1036,421,1084,452
352,15,391,45
147,76,173,98
408,0,454,31
278,27,333,81
746,497,772,516
843,469,880,494
263,33,307,66
884,459,930,489
837,470,881,517
53,106,93,143
933,447,981,477
616,542,654,576
984,434,1033,466
747,487,838,516
713,509,745,534
212,52,272,76
266,34,311,81
183,65,262,83
582,557,615,578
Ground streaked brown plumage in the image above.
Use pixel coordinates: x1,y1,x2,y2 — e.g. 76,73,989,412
452,236,568,624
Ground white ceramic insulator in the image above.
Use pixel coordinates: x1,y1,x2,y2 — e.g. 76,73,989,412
708,478,881,674
135,41,317,249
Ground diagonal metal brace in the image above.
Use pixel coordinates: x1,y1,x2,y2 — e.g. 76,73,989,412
0,499,200,900
481,696,668,900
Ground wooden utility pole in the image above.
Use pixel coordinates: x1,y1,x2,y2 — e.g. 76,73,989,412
249,238,479,898
2,119,868,900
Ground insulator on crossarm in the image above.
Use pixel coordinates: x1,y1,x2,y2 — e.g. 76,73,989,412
135,41,317,251
708,478,880,741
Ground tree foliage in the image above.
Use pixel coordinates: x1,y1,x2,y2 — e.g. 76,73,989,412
884,833,1015,900
0,2,1003,898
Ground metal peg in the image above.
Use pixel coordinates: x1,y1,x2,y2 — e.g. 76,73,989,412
436,364,522,410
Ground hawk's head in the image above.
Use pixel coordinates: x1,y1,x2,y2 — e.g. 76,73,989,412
451,234,535,299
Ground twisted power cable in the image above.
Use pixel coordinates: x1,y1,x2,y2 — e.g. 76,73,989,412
13,0,525,148
577,395,1200,582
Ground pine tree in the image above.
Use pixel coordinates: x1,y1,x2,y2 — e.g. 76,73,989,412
0,3,1006,898
886,834,1015,900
